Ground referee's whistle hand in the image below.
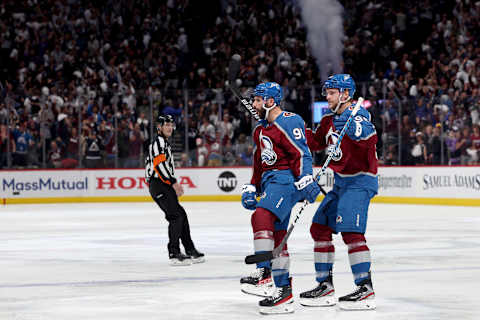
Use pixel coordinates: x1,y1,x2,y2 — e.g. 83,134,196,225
173,183,184,197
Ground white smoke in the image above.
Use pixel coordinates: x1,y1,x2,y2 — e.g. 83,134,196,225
299,0,344,82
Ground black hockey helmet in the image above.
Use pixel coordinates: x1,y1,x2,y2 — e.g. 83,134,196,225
157,114,175,134
157,114,175,126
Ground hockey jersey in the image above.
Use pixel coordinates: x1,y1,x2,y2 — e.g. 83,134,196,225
306,105,378,193
251,112,313,191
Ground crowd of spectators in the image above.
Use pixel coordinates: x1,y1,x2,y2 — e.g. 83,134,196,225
344,0,480,165
0,0,479,170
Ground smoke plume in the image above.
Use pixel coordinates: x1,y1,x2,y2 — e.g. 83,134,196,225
299,0,344,82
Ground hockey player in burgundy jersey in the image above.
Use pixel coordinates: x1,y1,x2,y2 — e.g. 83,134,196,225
301,74,378,310
240,82,321,314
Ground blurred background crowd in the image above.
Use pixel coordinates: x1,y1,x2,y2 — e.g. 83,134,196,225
1,0,479,170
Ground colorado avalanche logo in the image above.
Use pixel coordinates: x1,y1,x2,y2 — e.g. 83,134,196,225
326,127,343,161
260,131,277,165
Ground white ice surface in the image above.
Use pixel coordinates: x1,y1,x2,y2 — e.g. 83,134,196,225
1,202,480,320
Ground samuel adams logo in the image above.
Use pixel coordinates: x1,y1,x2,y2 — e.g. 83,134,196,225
217,171,237,192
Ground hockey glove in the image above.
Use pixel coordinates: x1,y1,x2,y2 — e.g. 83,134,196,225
241,184,257,210
294,175,321,203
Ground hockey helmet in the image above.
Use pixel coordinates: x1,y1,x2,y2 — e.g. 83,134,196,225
254,82,283,105
322,74,356,98
157,114,175,126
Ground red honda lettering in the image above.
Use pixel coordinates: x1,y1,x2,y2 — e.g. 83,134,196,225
97,177,116,189
118,177,136,189
179,176,197,188
137,177,148,189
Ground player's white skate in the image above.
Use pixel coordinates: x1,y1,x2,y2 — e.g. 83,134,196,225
169,253,192,266
240,267,274,297
258,280,294,314
299,276,336,307
338,277,376,310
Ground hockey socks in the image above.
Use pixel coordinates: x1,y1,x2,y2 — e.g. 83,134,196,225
272,229,290,287
339,233,375,310
342,232,372,285
310,223,335,283
251,208,275,270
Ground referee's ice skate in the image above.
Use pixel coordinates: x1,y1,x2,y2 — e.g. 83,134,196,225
240,267,274,297
169,252,192,266
186,249,205,264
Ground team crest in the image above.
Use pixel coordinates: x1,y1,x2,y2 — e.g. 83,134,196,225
336,215,343,224
260,131,277,165
325,127,343,161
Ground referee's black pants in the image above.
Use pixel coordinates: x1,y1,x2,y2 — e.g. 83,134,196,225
149,179,195,255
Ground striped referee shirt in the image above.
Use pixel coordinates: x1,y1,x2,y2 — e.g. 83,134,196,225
145,135,176,185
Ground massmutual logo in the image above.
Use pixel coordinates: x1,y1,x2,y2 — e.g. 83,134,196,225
423,174,480,190
217,171,237,192
2,178,88,193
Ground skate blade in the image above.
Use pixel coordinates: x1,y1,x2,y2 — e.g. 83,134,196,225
300,295,336,307
191,257,205,264
241,283,274,297
169,258,192,266
338,298,376,310
259,300,295,314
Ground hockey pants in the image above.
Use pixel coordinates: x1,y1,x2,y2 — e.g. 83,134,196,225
149,179,195,255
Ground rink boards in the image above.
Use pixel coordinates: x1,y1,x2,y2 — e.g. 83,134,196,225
1,166,479,206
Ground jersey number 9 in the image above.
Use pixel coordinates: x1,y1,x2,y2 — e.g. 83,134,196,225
293,128,305,140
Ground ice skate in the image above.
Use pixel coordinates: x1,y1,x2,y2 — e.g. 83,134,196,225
186,249,205,264
240,267,274,297
299,275,336,307
169,252,192,266
258,281,294,314
338,277,376,310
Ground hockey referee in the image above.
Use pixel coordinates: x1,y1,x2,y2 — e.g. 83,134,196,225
145,115,205,266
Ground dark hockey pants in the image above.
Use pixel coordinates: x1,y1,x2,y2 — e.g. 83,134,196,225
149,179,195,255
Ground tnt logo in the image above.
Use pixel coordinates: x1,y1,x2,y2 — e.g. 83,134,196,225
217,171,237,192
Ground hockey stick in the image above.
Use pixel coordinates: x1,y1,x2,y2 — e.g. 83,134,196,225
227,54,261,121
245,97,364,265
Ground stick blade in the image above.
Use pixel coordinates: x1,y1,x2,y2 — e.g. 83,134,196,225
244,251,274,264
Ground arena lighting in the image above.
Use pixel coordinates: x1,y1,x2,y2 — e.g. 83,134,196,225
312,100,372,123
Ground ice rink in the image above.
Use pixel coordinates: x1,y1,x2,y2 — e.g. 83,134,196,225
1,201,480,320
